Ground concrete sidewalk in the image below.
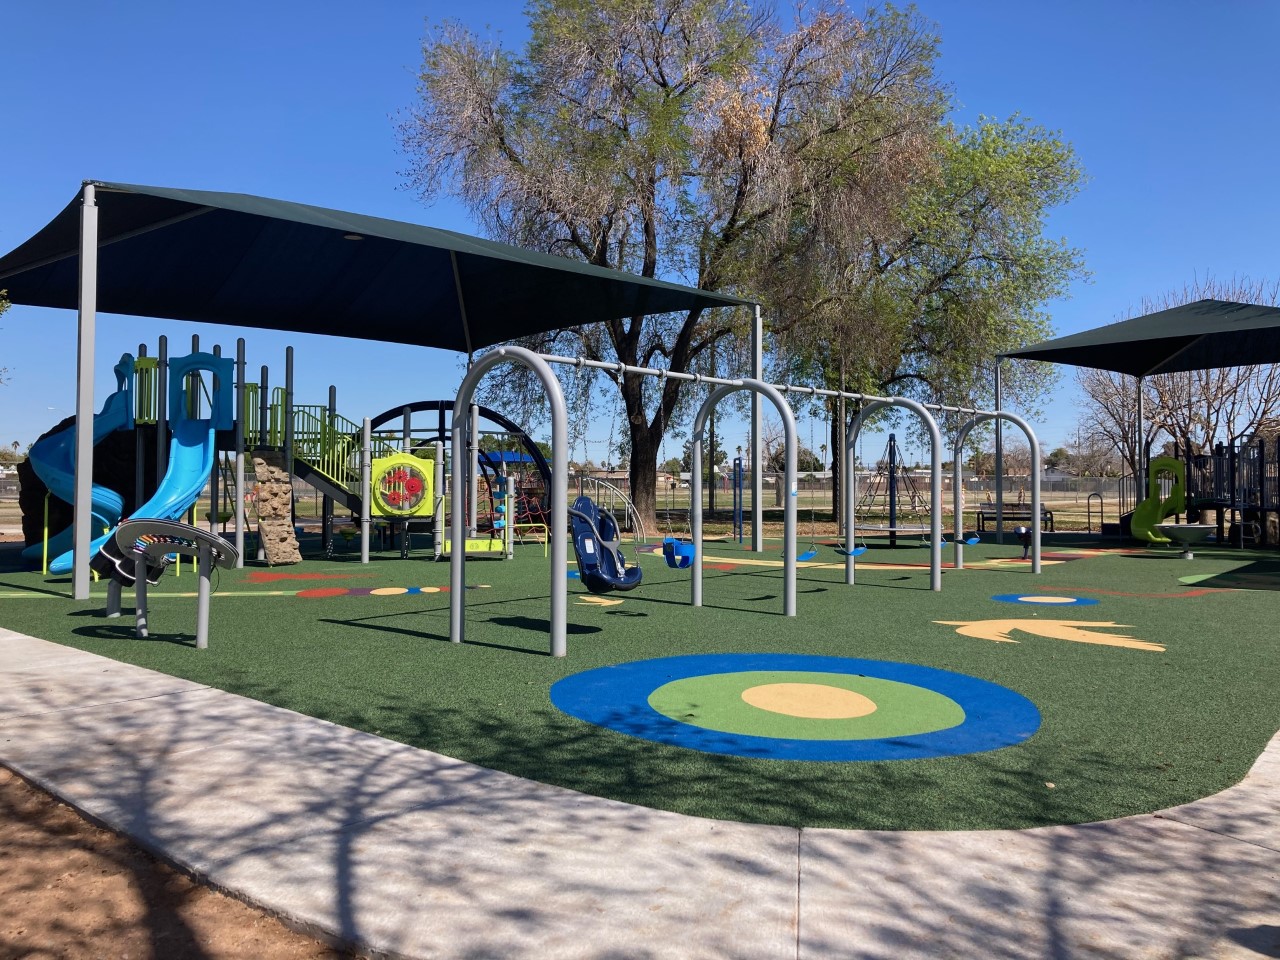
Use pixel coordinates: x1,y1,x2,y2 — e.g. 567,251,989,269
1,626,1276,959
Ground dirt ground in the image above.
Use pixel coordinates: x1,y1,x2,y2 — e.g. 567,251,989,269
0,767,363,960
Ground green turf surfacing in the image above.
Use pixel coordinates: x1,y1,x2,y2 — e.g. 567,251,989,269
0,537,1277,831
648,670,964,740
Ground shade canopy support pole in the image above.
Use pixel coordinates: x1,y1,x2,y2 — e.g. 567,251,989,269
72,182,99,600
751,305,764,552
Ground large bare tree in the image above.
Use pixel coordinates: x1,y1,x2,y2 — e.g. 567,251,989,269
401,0,943,524
1076,276,1280,477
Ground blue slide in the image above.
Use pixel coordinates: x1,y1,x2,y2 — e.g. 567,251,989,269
23,355,135,564
48,351,229,577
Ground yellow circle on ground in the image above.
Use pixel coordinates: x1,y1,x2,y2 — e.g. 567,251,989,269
371,587,408,596
419,586,441,593
1018,596,1079,604
740,683,878,719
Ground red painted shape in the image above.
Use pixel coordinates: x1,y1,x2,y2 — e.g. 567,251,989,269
246,572,372,584
705,563,738,571
1052,586,1232,599
297,587,350,599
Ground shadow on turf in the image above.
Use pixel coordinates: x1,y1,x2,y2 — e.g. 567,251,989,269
4,658,1271,956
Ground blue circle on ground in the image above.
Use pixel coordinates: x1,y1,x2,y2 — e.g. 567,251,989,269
991,594,1098,606
550,653,1040,761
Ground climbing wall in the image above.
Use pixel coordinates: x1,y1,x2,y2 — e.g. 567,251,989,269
251,449,301,565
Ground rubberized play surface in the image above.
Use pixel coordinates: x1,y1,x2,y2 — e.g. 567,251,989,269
2,534,1278,831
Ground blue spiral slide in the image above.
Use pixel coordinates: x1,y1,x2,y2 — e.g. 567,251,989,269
23,355,135,565
46,352,231,577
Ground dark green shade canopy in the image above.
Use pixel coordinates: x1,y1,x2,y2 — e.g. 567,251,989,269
1002,299,1280,376
0,181,751,353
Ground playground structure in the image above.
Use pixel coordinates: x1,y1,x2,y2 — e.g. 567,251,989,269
852,432,931,547
1117,439,1280,549
1182,437,1280,546
21,335,556,573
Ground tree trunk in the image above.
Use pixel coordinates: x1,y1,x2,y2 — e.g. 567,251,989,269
628,423,661,534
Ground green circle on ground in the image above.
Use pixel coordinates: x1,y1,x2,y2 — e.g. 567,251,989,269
647,670,966,741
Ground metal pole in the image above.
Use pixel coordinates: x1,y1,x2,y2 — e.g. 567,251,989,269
994,362,1004,544
433,441,445,560
234,339,246,565
403,406,413,554
196,547,213,650
1135,375,1145,498
888,433,898,549
190,335,200,417
953,420,974,570
284,347,295,527
258,366,269,447
321,385,336,555
209,344,221,534
751,304,763,551
360,418,371,563
71,182,98,600
135,344,146,509
157,336,168,487
468,403,480,535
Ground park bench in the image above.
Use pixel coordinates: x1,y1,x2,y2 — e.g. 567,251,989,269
975,505,1054,532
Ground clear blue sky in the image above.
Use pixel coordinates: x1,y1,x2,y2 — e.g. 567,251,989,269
2,1,1278,465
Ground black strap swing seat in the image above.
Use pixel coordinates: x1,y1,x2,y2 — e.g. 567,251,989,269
568,495,643,594
662,537,696,569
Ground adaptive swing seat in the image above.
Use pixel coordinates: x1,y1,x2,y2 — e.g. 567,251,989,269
568,495,642,593
662,537,696,568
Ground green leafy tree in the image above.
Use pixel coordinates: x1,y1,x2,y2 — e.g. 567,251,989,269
1045,447,1071,473
767,444,823,473
773,117,1084,508
402,0,944,525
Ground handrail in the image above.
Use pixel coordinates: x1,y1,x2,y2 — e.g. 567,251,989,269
577,476,647,543
291,405,396,488
1086,492,1103,534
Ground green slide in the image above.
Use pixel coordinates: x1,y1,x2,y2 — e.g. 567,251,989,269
1130,456,1186,543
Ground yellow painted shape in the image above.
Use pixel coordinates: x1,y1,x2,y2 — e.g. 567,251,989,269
1017,596,1080,604
576,595,625,607
741,683,877,719
934,619,1164,653
371,587,408,596
701,554,844,570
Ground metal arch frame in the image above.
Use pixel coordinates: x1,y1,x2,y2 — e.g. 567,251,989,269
451,347,569,657
691,380,799,617
844,399,943,591
953,412,1042,573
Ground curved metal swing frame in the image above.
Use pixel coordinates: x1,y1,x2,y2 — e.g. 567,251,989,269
451,347,569,657
691,380,799,617
844,398,943,591
952,413,1042,573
